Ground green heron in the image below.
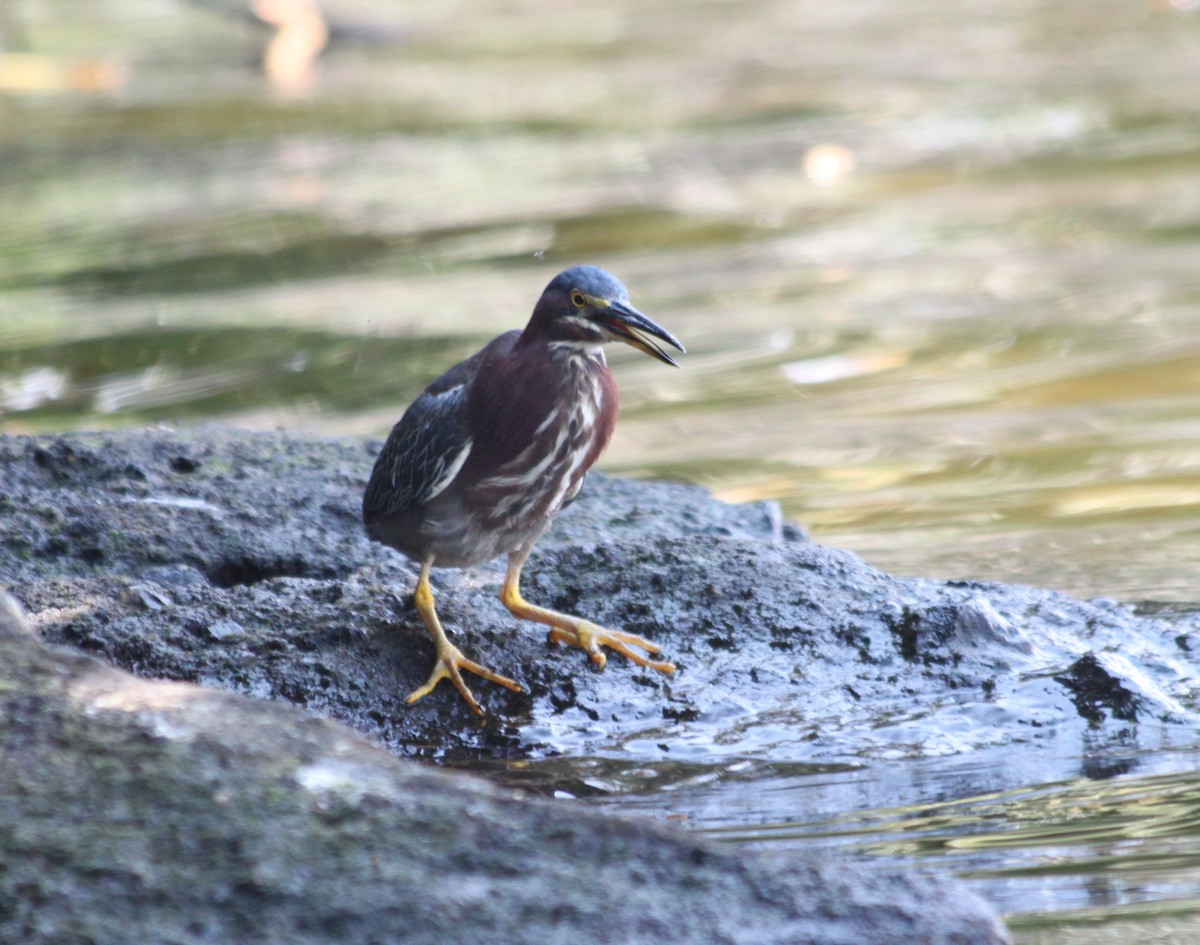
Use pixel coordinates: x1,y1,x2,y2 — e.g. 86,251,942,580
363,266,685,713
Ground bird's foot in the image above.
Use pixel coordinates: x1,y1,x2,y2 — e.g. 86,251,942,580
407,641,523,715
548,620,676,675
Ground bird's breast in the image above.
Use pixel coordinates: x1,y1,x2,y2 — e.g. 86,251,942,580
468,350,615,530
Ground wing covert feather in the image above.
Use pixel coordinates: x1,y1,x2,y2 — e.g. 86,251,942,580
362,383,471,525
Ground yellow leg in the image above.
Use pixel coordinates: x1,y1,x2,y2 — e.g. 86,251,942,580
500,552,675,675
407,560,522,714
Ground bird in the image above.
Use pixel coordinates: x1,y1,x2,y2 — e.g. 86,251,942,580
363,265,685,714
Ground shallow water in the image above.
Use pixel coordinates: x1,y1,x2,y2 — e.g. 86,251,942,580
4,0,1200,938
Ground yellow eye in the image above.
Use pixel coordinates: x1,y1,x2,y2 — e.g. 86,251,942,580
570,290,587,308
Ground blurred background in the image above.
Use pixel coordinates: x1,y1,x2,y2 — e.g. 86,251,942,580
4,0,1200,602
6,3,1200,940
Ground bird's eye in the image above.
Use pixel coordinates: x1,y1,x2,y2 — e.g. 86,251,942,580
570,290,587,308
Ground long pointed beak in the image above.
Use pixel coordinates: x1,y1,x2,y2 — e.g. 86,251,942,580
596,300,686,367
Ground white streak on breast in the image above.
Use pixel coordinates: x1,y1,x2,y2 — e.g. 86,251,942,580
475,348,608,521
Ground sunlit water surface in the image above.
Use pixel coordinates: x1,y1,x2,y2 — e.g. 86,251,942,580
4,1,1200,940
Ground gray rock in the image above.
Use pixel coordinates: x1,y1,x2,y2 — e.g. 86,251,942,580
18,423,1200,942
0,592,1009,944
3,427,1195,765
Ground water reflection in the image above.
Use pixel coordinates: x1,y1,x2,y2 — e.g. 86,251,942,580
443,736,1200,935
0,328,482,431
562,743,1200,939
252,0,329,97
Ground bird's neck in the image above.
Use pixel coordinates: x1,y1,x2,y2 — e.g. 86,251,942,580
476,333,613,422
546,339,607,365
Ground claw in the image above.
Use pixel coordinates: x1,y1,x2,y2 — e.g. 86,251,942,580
406,642,522,715
501,552,676,678
406,560,522,714
548,622,676,674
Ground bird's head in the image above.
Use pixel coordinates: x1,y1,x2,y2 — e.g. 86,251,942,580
526,265,685,366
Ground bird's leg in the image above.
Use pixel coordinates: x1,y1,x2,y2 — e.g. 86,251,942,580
500,550,675,675
407,560,523,714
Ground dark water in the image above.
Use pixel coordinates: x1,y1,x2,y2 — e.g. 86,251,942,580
5,2,1200,940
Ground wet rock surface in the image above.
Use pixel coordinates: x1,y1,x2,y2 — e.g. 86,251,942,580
3,427,1195,764
0,594,1009,945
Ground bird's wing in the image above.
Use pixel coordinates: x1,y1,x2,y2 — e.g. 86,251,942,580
362,381,472,526
362,331,521,528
